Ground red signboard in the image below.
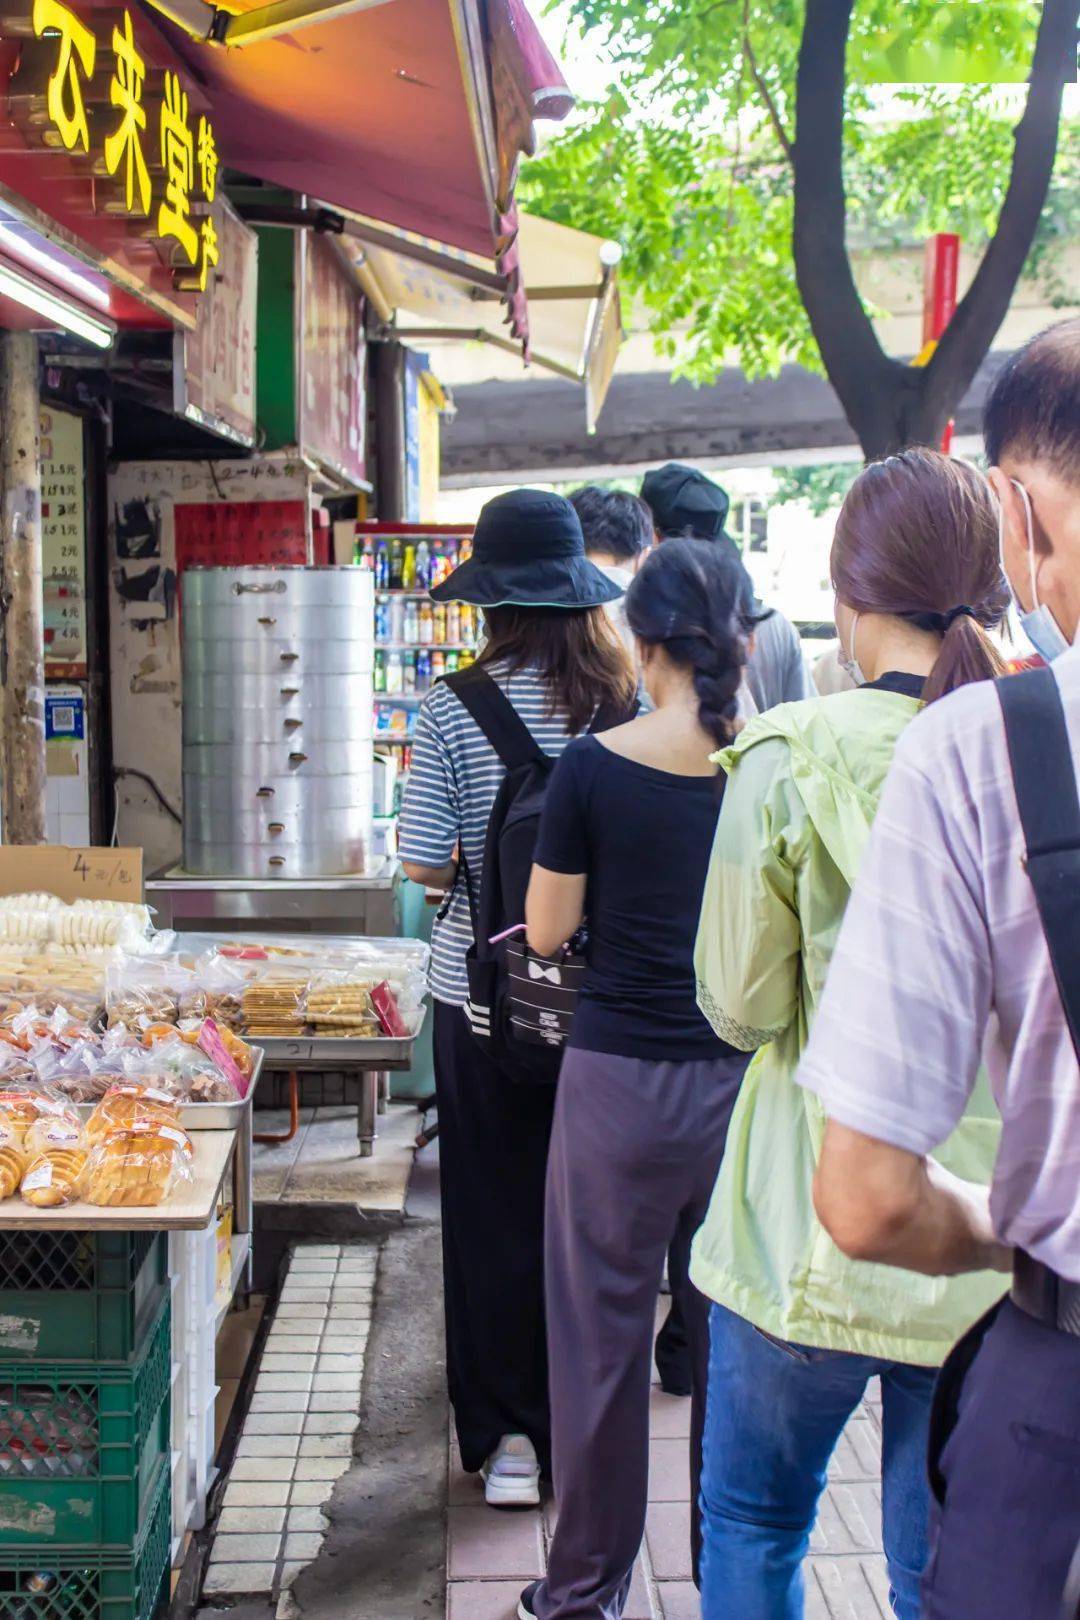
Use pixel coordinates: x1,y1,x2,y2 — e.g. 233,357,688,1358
174,501,308,574
923,232,960,454
298,231,367,488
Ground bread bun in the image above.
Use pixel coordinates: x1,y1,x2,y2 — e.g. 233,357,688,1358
86,1086,179,1146
21,1148,86,1207
0,1142,25,1198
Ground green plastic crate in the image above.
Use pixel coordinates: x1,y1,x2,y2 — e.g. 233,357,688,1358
0,1232,167,1364
0,1299,171,1549
0,1459,169,1620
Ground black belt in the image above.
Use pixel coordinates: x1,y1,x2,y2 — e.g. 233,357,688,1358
1011,1250,1080,1337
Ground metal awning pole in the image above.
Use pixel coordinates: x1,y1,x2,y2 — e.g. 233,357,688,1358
0,332,46,843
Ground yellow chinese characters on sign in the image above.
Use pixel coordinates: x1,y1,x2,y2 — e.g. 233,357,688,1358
33,0,96,153
23,2,220,292
103,11,150,216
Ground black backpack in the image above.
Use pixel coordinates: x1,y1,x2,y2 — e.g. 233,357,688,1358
443,666,636,1084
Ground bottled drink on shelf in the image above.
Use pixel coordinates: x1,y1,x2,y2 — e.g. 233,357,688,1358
373,650,387,693
385,651,403,692
389,538,404,589
375,599,390,641
403,600,420,641
356,536,375,570
419,603,434,645
402,651,417,694
446,601,460,643
433,603,447,644
431,649,446,682
402,543,417,590
446,650,459,673
374,541,390,588
458,649,475,670
458,535,473,564
416,649,432,692
389,596,406,642
415,540,430,590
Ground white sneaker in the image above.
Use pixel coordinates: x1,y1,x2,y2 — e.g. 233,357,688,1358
481,1434,540,1508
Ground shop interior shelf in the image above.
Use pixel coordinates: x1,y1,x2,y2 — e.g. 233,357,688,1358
0,1300,171,1549
0,1232,168,1364
0,1458,169,1620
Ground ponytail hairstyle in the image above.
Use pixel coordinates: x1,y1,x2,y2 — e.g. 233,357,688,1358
831,448,1010,705
624,537,747,748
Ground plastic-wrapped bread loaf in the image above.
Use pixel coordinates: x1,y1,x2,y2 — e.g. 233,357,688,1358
84,1124,193,1208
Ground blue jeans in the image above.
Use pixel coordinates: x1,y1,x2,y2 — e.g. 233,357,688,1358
699,1303,937,1620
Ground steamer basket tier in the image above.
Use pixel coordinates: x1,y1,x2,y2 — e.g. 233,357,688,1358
182,567,374,879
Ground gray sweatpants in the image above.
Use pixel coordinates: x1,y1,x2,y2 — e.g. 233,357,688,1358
533,1044,746,1620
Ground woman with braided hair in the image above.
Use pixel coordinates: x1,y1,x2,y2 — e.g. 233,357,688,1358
519,537,752,1620
691,448,1011,1620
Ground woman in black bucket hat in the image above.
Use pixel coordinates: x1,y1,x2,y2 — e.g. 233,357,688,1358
399,489,636,1508
429,487,626,611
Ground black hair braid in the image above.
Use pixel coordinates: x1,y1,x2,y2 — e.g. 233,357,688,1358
624,536,748,749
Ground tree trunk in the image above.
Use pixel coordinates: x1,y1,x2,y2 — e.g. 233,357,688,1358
0,331,46,844
794,0,1079,459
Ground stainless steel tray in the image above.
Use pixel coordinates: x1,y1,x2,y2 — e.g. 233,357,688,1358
253,1015,425,1072
75,1048,263,1129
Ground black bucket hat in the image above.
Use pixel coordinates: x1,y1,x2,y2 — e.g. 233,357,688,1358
430,489,624,609
641,463,730,541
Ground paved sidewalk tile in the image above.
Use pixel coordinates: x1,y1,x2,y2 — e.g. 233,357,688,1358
200,1242,380,1602
447,1506,545,1580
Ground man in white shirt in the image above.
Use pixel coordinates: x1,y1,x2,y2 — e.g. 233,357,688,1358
799,318,1080,1617
568,486,652,658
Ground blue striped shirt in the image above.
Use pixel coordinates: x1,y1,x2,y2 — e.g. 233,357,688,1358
398,664,586,1005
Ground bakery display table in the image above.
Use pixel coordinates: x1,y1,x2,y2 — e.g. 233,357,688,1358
0,1129,238,1230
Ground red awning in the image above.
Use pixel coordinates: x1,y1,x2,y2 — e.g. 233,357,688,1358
137,0,572,346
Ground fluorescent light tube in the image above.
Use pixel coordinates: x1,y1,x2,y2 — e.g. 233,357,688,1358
0,262,114,349
0,225,113,311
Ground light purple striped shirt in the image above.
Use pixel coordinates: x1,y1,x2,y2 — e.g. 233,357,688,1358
797,644,1080,1281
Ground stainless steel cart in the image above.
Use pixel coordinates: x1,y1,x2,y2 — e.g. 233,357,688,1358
146,863,403,937
252,1022,425,1157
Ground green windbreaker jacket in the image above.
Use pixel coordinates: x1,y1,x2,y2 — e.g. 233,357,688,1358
689,687,1006,1364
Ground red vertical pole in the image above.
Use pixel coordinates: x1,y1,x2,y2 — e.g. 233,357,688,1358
923,233,960,454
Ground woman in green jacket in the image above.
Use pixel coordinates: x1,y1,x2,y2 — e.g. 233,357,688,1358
692,449,1010,1620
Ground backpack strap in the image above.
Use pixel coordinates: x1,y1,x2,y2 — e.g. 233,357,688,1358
444,667,547,771
998,665,1080,1063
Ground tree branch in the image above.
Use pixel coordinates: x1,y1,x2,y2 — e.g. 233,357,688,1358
923,0,1079,418
743,22,795,166
793,0,893,451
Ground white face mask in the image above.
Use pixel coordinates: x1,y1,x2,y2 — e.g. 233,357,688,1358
838,609,867,687
999,478,1072,663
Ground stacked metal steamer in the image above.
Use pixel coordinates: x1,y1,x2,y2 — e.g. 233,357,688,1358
182,567,375,877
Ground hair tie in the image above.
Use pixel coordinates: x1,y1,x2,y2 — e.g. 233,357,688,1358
944,605,977,628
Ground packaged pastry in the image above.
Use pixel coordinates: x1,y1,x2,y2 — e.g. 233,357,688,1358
105,959,183,1031
0,1139,25,1198
305,975,381,1036
24,1110,84,1156
84,1125,193,1208
86,1084,180,1146
130,1034,238,1102
0,1079,69,1144
21,1148,87,1207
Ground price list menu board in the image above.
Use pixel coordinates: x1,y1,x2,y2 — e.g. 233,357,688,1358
40,408,87,680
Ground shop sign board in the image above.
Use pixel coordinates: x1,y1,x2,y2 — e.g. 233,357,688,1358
0,0,219,326
298,231,367,489
40,405,86,679
0,844,142,901
175,202,258,446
